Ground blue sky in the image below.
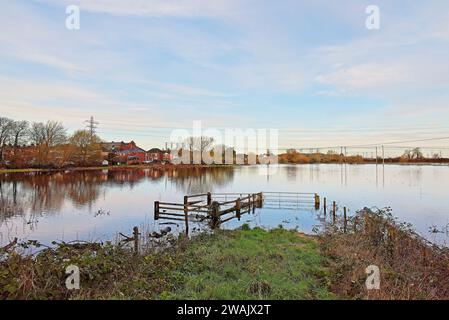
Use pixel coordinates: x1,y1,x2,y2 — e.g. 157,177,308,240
1,0,449,150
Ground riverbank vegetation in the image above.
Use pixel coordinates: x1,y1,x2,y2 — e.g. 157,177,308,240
278,148,449,164
0,227,333,300
321,207,449,299
2,209,449,300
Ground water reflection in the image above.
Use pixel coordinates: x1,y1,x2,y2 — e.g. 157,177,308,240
1,164,449,246
0,167,234,225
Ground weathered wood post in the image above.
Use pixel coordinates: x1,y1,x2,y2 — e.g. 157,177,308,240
209,201,221,229
323,197,327,215
257,192,263,208
314,194,320,210
207,192,212,206
252,194,256,213
236,198,241,220
154,201,160,220
332,201,336,225
184,195,189,237
343,207,347,233
133,226,139,255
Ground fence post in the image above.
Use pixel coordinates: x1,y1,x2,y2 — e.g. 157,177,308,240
184,196,189,237
210,201,221,229
323,197,327,215
207,192,212,206
314,194,320,210
133,226,139,255
236,198,241,220
184,209,189,238
343,207,347,233
332,201,336,225
154,201,160,220
257,192,263,208
252,194,256,213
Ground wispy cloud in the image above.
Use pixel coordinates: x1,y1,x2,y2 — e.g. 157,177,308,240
35,0,238,18
2,0,449,148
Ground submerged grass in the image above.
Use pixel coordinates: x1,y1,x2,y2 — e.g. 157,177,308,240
0,227,334,300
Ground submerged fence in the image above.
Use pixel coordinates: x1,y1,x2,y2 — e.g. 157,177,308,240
154,191,320,236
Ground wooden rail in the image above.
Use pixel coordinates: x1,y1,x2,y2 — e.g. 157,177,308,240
154,192,264,235
154,191,321,236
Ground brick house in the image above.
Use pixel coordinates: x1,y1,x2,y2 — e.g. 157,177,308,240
146,148,173,163
102,141,146,164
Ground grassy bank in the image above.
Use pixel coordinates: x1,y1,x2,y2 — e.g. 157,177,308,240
0,227,334,300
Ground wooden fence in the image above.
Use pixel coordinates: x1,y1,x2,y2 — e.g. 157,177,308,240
154,191,321,236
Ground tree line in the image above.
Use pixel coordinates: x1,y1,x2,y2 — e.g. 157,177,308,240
0,117,102,168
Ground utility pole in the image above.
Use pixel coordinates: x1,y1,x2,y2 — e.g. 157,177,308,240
340,146,343,164
375,146,378,165
85,116,99,138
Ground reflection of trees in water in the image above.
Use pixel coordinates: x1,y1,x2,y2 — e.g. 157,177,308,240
169,167,235,195
0,180,24,221
285,165,298,182
0,167,235,225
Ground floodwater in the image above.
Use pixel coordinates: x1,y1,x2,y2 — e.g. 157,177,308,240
1,164,449,247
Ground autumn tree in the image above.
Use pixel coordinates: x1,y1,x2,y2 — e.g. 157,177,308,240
69,130,102,165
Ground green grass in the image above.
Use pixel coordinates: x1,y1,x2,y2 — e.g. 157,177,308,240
164,227,334,300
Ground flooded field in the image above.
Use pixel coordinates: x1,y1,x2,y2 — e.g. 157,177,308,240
1,164,449,246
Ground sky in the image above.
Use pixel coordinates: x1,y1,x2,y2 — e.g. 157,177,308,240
1,0,449,152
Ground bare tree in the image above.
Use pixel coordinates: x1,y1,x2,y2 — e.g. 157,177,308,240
403,148,424,160
29,121,67,166
198,136,214,164
10,120,29,147
198,136,214,154
0,117,13,162
29,121,66,147
9,120,29,165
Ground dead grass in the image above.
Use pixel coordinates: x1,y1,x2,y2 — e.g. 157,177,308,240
321,207,449,300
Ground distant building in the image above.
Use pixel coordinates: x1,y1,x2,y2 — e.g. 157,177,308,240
146,148,163,162
102,141,146,164
146,148,173,163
